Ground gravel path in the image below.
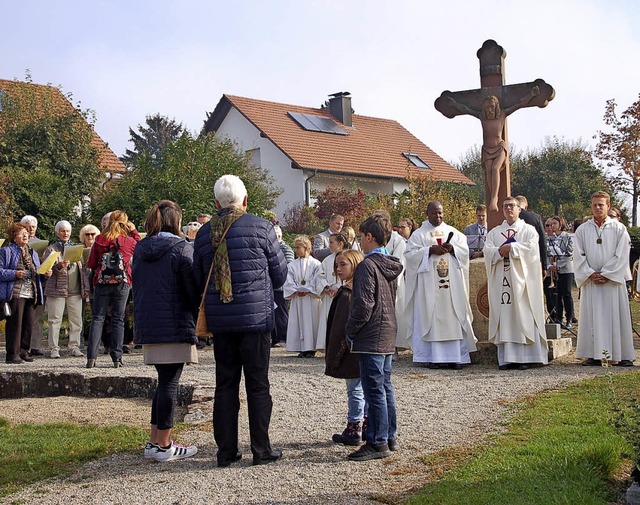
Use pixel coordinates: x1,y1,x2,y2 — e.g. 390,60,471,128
1,344,639,505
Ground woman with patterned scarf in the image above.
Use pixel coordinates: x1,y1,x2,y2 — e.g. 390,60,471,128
0,222,49,363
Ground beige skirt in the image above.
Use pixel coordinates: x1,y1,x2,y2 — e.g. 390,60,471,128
143,343,198,365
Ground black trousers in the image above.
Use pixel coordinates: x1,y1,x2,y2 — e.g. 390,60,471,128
271,290,289,344
555,272,575,323
150,363,184,430
212,331,273,460
5,297,35,361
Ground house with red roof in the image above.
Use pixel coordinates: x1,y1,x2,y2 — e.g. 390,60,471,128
0,79,126,178
204,92,472,218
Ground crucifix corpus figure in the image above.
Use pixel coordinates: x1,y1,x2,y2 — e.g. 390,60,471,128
435,40,555,225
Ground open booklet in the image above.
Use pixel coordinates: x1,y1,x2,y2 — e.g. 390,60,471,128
28,239,49,257
62,244,84,263
0,239,4,248
37,251,60,274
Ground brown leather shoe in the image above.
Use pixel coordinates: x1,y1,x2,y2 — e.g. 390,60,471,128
19,351,34,363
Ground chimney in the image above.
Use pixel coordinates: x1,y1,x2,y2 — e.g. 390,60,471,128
328,91,352,127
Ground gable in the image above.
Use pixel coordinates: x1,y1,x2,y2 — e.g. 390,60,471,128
205,94,472,185
0,79,126,174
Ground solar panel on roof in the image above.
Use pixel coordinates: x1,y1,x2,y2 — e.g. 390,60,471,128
288,112,348,135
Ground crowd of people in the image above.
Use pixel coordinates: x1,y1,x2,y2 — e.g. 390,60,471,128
0,177,636,465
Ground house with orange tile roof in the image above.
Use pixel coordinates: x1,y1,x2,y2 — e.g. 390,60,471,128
204,92,472,218
0,79,126,178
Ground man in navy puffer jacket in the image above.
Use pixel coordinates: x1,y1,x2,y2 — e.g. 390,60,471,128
193,175,287,467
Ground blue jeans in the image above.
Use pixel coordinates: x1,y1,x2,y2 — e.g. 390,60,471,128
358,353,397,446
87,283,131,361
345,378,365,423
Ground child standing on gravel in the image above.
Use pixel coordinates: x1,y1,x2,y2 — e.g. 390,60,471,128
325,249,365,447
345,215,402,461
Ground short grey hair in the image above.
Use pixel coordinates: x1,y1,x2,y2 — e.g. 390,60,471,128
20,215,38,227
101,212,113,231
214,175,247,208
55,220,72,232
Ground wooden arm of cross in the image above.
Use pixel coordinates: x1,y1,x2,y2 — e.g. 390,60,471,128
434,79,555,119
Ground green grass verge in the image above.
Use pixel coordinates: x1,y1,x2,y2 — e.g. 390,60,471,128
408,373,640,505
0,417,146,497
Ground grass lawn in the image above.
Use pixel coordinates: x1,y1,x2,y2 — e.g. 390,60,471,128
408,373,640,505
0,418,146,498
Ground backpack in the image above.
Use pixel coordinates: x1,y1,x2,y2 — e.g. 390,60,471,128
97,240,128,285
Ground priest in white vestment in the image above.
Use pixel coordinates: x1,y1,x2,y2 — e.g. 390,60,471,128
405,202,477,368
574,191,635,366
484,197,548,370
284,236,323,357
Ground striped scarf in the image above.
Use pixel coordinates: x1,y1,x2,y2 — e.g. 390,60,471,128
210,207,245,303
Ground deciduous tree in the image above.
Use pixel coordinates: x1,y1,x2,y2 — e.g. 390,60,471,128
512,137,610,222
91,132,281,226
595,95,640,226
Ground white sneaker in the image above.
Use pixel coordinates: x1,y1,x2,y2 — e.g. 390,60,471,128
154,441,197,462
50,349,60,359
144,442,159,459
70,347,84,357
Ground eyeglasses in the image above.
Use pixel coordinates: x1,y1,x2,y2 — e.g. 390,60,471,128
544,223,554,227
85,233,96,237
503,203,517,208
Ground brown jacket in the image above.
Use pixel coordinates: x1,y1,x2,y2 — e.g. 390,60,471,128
325,285,360,379
42,242,87,298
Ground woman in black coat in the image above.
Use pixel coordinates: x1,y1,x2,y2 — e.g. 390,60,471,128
132,200,199,462
325,249,365,447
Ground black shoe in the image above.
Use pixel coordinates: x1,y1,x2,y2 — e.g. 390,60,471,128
498,364,511,370
516,364,531,370
19,351,34,363
617,360,634,367
218,451,242,468
571,317,578,324
428,363,441,369
450,363,463,370
388,438,398,451
5,355,24,364
347,443,391,461
303,351,316,358
113,358,123,368
29,349,44,357
196,341,205,350
253,449,282,466
122,345,131,354
561,322,573,330
582,358,601,366
134,344,142,350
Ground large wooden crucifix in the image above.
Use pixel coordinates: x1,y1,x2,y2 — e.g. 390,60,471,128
435,39,555,229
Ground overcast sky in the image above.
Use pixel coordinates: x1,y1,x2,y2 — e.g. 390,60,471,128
3,0,639,166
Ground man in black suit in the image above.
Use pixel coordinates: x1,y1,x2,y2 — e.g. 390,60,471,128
515,195,547,278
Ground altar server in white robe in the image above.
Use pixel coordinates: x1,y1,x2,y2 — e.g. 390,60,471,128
484,196,548,370
405,202,477,368
373,210,409,349
316,233,348,350
284,236,323,358
574,191,635,366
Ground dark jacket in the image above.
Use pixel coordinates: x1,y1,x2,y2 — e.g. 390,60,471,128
0,243,44,304
346,253,402,354
325,285,360,379
132,234,199,345
87,230,140,286
519,208,547,271
193,211,287,334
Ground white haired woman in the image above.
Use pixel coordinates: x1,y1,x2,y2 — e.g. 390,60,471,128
42,220,87,358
